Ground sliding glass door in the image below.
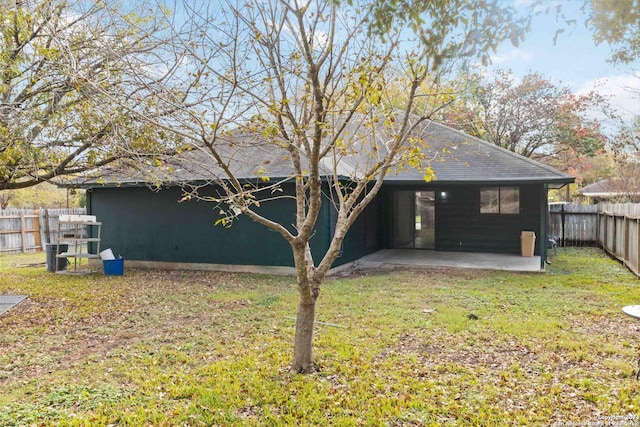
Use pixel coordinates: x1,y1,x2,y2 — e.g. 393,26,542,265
392,191,435,249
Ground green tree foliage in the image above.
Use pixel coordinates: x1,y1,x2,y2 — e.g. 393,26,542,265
0,0,170,190
365,0,530,67
441,70,612,162
586,0,640,64
114,0,530,373
0,183,83,209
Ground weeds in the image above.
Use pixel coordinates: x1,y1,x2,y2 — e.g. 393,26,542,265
1,248,639,425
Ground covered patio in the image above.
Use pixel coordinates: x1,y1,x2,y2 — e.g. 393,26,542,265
353,249,543,273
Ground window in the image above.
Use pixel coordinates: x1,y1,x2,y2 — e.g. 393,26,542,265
480,187,519,214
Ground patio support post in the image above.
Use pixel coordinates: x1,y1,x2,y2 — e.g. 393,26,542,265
540,184,548,269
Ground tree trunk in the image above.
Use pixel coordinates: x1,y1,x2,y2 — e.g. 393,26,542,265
291,296,317,373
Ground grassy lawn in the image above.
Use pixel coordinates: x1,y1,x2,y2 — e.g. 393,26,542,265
1,248,640,426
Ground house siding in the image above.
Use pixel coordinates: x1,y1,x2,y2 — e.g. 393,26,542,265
435,184,544,255
334,193,384,265
86,181,548,270
87,184,331,267
378,183,545,256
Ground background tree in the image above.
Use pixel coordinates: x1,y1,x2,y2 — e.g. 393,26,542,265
591,120,640,201
583,0,640,167
0,191,11,209
111,0,529,373
441,70,612,164
0,183,82,209
585,0,640,64
612,117,640,154
0,0,170,190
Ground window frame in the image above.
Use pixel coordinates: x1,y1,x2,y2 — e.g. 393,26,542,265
480,187,520,215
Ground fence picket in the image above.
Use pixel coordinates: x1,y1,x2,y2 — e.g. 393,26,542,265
549,202,640,277
0,208,86,254
596,203,640,277
548,203,598,246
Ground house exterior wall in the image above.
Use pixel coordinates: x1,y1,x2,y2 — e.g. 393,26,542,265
86,181,548,270
333,192,384,265
435,184,544,255
378,183,546,256
87,184,331,267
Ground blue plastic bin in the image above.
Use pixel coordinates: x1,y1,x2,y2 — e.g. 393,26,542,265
103,258,124,276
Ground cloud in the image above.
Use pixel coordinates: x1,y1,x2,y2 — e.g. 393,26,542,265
577,73,640,122
490,49,534,65
311,31,329,50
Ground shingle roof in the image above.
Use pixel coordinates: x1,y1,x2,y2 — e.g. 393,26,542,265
578,178,640,198
75,119,574,188
384,121,573,186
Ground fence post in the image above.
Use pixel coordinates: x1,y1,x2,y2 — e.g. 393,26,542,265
596,210,600,247
20,211,26,253
561,204,566,247
624,215,629,264
33,209,42,251
44,209,51,244
637,218,640,276
611,213,615,255
604,212,608,251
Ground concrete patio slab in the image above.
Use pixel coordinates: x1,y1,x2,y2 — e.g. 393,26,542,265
0,295,27,316
354,249,543,273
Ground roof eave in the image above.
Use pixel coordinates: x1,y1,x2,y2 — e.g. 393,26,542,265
70,174,354,189
382,177,574,187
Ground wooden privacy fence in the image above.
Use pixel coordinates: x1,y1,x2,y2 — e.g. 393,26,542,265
549,202,640,276
597,203,640,277
0,208,86,254
548,203,598,246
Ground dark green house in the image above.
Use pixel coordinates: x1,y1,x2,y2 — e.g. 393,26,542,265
79,121,573,273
